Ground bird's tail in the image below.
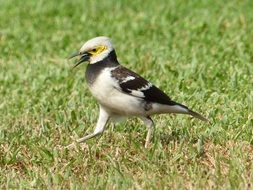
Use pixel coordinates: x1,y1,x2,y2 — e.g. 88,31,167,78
171,102,209,122
187,109,209,122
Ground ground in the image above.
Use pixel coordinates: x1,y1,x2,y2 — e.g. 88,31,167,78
0,0,253,189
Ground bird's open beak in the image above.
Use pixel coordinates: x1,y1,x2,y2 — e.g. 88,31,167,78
68,51,90,68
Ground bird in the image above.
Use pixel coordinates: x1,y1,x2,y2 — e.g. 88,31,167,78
66,36,208,148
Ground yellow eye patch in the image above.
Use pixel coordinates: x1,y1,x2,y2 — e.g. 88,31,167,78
88,45,107,56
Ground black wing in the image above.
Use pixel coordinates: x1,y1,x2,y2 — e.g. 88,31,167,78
111,65,178,106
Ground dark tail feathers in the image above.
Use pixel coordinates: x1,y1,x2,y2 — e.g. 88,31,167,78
187,109,209,122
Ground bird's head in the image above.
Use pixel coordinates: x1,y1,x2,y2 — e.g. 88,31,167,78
69,36,114,68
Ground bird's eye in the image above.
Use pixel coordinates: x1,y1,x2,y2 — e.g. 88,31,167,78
92,48,96,52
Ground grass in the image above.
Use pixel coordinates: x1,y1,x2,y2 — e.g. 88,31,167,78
0,0,253,189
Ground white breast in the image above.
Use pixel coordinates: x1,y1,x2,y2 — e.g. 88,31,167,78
89,68,145,116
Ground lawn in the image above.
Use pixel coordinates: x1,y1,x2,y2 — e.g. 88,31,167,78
0,0,253,189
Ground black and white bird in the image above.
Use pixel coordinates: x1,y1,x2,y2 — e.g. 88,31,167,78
67,36,208,148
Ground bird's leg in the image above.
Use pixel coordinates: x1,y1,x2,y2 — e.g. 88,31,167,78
141,116,155,148
65,106,110,149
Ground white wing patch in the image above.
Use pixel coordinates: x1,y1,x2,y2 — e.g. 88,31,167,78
121,76,135,83
126,83,152,98
128,90,145,98
123,83,152,98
